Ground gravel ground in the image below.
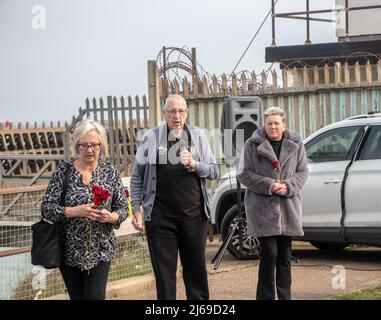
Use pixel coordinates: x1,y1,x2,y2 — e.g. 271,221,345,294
114,240,381,300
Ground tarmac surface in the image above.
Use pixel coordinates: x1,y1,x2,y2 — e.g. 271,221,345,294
110,239,381,300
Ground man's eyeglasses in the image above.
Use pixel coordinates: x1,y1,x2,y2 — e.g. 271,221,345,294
78,143,101,151
164,108,189,115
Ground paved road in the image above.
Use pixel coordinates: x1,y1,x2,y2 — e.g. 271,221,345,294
115,240,381,300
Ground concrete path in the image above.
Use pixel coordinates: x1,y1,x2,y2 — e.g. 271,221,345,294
111,240,381,300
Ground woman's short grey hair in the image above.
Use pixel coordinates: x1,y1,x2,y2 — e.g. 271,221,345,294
264,106,286,123
163,94,187,109
71,119,108,159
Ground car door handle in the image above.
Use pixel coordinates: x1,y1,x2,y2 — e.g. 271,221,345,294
324,179,340,184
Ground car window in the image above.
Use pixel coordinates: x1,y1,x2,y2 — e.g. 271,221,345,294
305,126,362,163
358,125,381,160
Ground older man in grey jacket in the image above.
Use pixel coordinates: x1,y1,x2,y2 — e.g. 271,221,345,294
237,106,309,300
130,94,218,300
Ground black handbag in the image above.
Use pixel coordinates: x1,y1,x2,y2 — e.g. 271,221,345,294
31,168,70,269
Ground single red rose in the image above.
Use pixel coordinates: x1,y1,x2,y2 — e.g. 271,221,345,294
124,189,129,198
273,160,279,169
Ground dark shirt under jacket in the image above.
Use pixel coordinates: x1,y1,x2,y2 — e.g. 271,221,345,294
269,137,283,159
153,126,203,218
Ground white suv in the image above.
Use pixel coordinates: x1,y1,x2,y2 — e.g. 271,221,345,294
211,112,381,259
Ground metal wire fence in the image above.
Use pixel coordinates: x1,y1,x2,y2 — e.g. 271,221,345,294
0,183,152,300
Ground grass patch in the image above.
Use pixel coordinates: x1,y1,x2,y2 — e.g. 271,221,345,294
334,285,381,300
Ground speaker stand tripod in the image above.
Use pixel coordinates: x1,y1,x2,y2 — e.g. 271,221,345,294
211,177,250,270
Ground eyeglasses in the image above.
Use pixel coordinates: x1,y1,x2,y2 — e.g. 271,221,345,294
77,143,101,151
164,108,189,116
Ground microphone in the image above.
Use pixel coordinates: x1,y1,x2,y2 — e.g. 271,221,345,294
179,139,195,172
179,138,188,152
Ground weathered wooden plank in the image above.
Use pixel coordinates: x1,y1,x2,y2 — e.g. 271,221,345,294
241,73,247,95
90,98,97,120
107,96,115,167
366,60,372,85
194,101,200,127
272,70,278,90
127,95,135,165
120,96,129,175
99,97,105,126
232,73,238,96
251,72,257,94
113,96,121,170
304,94,310,137
356,90,362,115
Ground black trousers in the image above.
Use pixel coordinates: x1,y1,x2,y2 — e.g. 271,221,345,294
59,260,111,300
145,213,209,300
256,236,292,300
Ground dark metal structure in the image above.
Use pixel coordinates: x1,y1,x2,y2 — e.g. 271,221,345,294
267,0,381,68
270,0,381,46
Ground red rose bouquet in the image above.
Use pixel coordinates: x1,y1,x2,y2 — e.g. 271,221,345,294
83,185,111,271
91,185,111,209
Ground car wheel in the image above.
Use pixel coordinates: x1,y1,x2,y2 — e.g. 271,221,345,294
220,204,259,260
310,241,347,251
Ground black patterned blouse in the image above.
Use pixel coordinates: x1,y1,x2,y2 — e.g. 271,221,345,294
41,160,129,270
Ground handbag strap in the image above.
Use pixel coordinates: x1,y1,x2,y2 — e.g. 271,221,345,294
60,165,71,206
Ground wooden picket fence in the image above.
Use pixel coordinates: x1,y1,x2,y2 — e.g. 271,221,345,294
0,95,150,185
158,60,381,140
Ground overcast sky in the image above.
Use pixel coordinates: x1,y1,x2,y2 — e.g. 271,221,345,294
0,0,336,123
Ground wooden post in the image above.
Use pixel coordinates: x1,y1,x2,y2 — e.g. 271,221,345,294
272,70,278,90
313,66,319,86
335,62,342,86
303,66,308,88
261,71,267,92
292,67,299,88
183,78,190,99
147,60,161,128
222,74,228,96
191,47,197,87
202,76,209,98
212,75,218,96
324,64,330,87
355,61,361,85
241,73,247,95
251,71,258,94
344,63,350,85
173,78,179,94
365,60,372,85
282,69,288,90
232,73,238,96
63,124,71,162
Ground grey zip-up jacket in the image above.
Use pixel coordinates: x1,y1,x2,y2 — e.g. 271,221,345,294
131,122,219,222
